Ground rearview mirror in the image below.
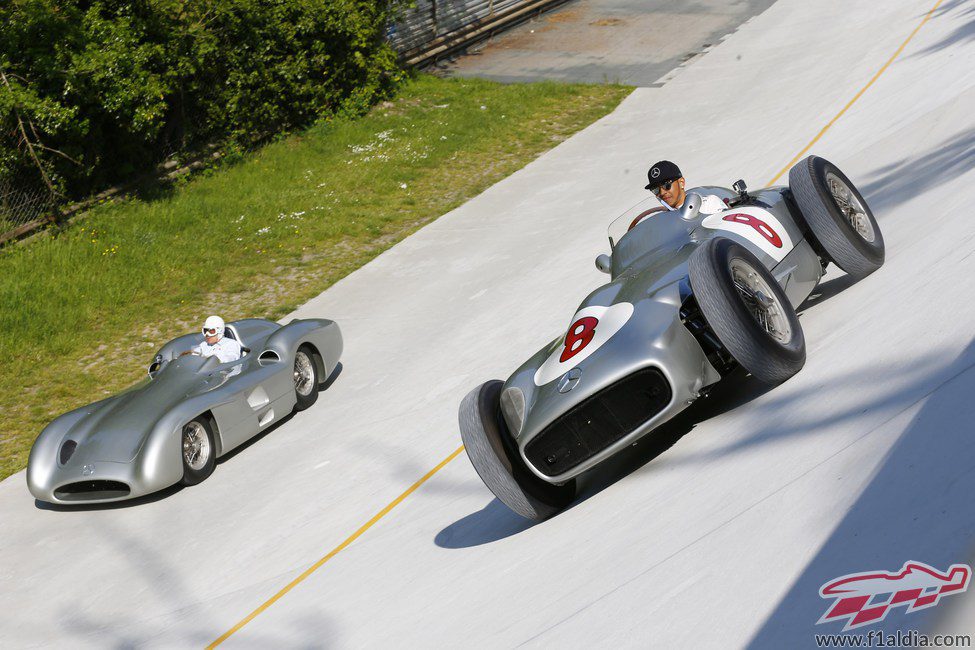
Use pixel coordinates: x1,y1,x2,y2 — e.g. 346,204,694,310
595,253,611,274
147,355,163,379
679,192,702,221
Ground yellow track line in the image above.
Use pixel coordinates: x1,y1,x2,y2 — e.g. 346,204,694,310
766,0,944,186
207,444,466,648
208,3,945,646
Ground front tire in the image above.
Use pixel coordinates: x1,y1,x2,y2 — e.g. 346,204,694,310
459,380,576,521
294,346,319,411
788,155,884,279
181,417,216,486
689,238,805,385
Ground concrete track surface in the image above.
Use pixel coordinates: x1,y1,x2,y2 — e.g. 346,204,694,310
3,0,975,647
438,0,776,86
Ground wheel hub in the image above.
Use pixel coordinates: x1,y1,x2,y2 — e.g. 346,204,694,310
182,421,210,471
729,260,792,344
294,351,315,397
826,172,876,243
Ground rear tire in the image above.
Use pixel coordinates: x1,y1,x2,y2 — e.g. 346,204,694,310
689,238,805,385
459,380,576,521
788,155,884,279
180,417,216,486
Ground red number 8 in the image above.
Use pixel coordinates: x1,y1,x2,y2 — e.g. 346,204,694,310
560,317,599,363
722,213,783,248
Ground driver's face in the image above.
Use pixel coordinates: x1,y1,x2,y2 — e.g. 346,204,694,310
205,334,219,345
656,177,686,208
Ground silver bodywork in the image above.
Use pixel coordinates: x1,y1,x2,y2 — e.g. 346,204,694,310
501,187,824,484
27,318,342,504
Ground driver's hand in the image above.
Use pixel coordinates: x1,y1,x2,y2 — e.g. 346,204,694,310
179,350,194,357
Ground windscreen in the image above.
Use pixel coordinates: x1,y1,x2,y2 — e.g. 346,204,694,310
607,196,671,248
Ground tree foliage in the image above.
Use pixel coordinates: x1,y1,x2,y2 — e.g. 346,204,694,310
0,0,404,198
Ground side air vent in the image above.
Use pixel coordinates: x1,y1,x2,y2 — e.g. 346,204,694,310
258,350,280,364
59,440,77,465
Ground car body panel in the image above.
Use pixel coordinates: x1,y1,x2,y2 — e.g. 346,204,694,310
27,318,342,504
502,186,823,483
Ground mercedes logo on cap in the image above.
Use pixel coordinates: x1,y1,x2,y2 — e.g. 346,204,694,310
651,167,660,178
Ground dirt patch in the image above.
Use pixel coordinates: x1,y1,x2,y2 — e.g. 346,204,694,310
546,7,583,23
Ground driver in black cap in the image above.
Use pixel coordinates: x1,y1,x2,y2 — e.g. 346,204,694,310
645,160,686,209
645,160,726,213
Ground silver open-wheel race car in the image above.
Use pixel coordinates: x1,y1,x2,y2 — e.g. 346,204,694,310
27,318,342,504
459,155,885,520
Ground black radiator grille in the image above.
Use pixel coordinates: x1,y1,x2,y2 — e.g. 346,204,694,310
524,368,672,477
54,480,130,501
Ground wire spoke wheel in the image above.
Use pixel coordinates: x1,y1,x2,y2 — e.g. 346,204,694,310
182,421,211,471
789,156,884,280
293,350,315,397
689,238,805,385
826,172,875,242
729,259,792,344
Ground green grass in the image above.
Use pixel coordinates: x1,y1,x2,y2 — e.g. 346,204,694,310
0,74,630,481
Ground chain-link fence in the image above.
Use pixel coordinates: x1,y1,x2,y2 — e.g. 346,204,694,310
0,176,57,243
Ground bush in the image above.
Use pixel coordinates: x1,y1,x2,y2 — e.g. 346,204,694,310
0,0,404,199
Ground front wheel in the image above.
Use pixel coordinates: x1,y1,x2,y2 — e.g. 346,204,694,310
459,380,576,521
689,238,805,385
293,347,319,411
788,155,884,280
180,417,216,486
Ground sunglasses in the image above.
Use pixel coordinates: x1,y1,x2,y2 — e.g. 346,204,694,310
202,327,219,336
653,180,676,197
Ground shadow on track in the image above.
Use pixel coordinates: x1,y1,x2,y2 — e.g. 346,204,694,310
910,0,975,58
859,126,975,213
435,366,775,548
747,339,975,646
796,273,857,314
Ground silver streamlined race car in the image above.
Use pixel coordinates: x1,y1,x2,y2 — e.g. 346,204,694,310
459,155,885,520
27,318,342,504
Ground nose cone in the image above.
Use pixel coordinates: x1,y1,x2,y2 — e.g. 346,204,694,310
64,374,187,464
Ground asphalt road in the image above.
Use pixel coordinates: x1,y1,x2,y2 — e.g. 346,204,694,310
436,0,778,86
2,0,974,647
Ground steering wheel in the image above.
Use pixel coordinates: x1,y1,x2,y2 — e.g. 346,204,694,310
627,207,669,231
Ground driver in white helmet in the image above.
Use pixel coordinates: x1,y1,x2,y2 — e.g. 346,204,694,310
184,316,242,363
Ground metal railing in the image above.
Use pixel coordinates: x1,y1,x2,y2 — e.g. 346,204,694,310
389,0,572,66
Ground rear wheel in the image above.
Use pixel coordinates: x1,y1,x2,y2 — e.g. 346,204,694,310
689,238,805,385
459,380,576,521
180,417,216,486
294,347,319,411
788,155,884,279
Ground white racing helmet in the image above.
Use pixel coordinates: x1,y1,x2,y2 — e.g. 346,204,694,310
202,315,225,341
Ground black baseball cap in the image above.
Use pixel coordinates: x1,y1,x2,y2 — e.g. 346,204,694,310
645,160,682,190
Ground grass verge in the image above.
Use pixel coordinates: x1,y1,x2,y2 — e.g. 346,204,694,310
0,74,630,481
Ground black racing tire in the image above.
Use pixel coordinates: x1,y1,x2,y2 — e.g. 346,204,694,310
180,417,216,486
294,346,319,411
689,238,805,385
788,155,884,280
459,380,576,521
